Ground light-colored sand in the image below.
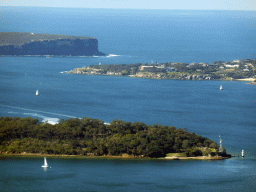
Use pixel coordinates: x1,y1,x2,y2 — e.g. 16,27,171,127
165,156,228,160
236,78,256,82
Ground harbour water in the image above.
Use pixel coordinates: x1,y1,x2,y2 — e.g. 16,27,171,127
0,7,256,191
0,156,255,192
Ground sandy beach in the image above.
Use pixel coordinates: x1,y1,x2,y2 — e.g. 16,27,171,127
236,78,256,82
164,156,230,160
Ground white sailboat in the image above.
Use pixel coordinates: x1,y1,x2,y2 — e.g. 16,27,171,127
36,90,39,96
220,85,223,90
241,149,244,157
42,157,48,168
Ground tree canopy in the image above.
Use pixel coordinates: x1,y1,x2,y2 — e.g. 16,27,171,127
0,116,220,158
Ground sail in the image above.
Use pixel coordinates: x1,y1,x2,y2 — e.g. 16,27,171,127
44,157,48,166
42,157,48,167
36,90,39,96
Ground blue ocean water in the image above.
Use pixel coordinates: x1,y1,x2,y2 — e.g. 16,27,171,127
0,7,256,191
1,7,256,63
1,157,256,192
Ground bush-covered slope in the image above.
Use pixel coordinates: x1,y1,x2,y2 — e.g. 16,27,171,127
0,117,222,158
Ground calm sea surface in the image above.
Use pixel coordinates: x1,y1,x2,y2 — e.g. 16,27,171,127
1,156,256,192
0,7,256,191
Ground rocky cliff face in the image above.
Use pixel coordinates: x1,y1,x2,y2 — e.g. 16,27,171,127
0,32,105,56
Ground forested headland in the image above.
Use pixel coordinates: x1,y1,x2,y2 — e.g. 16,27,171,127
0,117,230,158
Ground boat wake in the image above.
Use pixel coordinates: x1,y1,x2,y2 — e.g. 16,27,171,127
106,54,120,57
59,71,69,74
1,104,78,124
24,113,59,125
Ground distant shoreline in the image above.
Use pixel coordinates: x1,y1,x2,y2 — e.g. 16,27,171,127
68,71,256,83
0,32,105,56
67,59,256,82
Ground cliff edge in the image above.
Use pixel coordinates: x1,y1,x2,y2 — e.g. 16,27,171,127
0,32,105,56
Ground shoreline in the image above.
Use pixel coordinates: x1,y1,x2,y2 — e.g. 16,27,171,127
68,71,256,83
0,153,146,160
164,156,230,160
67,58,256,82
67,69,255,82
0,153,230,161
236,78,256,82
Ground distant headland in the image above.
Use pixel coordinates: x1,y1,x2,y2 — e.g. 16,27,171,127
68,59,256,82
0,32,105,56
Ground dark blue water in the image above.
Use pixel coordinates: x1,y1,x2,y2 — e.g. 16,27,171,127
0,7,256,191
1,157,256,192
1,7,256,63
1,56,255,156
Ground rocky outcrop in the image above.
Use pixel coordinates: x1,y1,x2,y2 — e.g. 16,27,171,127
0,32,105,56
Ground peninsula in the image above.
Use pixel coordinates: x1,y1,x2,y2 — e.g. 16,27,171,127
68,59,256,81
0,116,231,159
0,32,105,56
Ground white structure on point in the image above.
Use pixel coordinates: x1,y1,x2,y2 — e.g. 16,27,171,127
219,135,223,152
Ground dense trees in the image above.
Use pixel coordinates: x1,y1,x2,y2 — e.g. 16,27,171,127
0,116,220,158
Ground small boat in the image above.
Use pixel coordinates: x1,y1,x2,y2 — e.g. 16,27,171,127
36,90,39,96
42,157,48,168
220,85,223,90
241,149,244,157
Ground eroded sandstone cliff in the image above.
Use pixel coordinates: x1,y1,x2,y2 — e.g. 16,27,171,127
0,32,105,56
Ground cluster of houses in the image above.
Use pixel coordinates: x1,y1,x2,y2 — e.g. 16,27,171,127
222,59,254,72
140,58,254,73
68,58,255,80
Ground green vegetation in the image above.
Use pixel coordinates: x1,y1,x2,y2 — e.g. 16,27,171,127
0,116,225,158
166,146,223,158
